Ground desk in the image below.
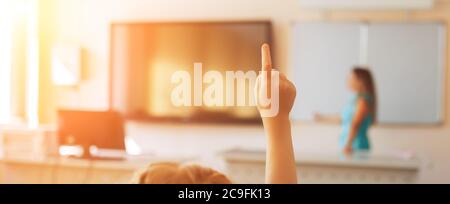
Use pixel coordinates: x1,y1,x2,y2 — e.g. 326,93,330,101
0,154,193,184
0,126,196,184
220,149,420,184
0,150,421,184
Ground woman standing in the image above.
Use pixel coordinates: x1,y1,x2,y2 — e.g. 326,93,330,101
316,67,377,155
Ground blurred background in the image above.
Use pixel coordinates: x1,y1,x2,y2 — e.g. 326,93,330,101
0,0,449,184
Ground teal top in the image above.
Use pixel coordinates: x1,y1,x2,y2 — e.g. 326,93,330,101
339,93,373,151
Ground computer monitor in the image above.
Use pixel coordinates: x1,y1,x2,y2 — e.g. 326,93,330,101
110,22,271,124
57,110,126,158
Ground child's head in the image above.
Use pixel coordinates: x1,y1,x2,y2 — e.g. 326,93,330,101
132,162,232,184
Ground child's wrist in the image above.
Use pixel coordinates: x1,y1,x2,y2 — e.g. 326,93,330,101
262,114,291,128
262,112,290,120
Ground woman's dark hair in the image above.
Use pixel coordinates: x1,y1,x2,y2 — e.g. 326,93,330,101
353,67,377,123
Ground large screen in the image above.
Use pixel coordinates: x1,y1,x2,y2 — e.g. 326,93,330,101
110,22,271,123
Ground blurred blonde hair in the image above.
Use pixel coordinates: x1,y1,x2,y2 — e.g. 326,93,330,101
131,162,232,184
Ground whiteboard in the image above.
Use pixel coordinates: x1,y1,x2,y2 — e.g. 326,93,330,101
291,23,362,121
290,22,445,124
368,23,445,124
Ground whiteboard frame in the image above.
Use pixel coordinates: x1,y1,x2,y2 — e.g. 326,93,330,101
288,20,447,126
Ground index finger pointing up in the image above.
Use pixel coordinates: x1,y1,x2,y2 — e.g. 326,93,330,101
261,43,272,73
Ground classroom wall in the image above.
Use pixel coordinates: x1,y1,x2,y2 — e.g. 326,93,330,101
38,0,450,183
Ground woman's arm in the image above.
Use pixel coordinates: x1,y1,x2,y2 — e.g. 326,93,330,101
314,113,342,124
343,98,370,155
257,44,298,184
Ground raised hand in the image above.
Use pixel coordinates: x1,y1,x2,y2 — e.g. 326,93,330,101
256,44,296,118
256,44,298,184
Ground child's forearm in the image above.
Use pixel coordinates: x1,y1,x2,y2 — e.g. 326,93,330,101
263,116,298,184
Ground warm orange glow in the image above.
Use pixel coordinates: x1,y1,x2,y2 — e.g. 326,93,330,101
26,0,39,127
0,0,39,126
0,1,13,124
